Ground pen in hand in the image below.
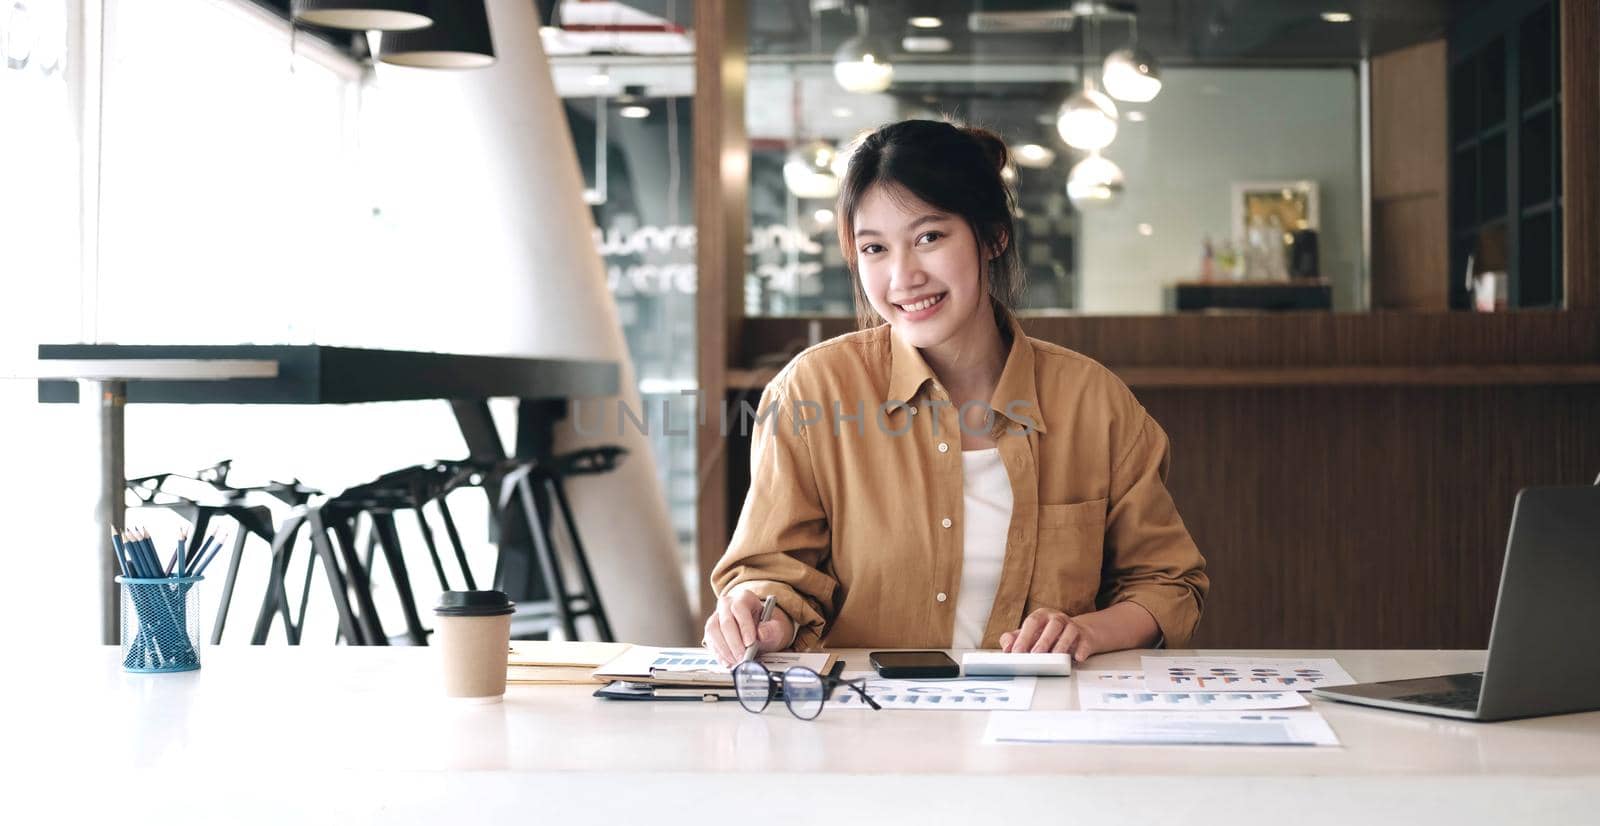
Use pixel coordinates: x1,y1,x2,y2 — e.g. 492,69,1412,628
739,595,776,666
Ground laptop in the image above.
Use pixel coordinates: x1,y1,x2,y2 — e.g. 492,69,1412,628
1313,485,1600,722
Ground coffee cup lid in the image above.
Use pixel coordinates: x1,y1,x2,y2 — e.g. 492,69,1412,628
434,590,515,617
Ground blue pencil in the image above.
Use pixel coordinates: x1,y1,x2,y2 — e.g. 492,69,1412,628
192,535,227,577
136,530,160,578
128,530,148,577
186,535,215,577
121,531,146,577
110,528,130,578
176,531,187,581
140,530,162,578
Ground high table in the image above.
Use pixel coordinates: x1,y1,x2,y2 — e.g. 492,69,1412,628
11,647,1598,824
30,345,619,643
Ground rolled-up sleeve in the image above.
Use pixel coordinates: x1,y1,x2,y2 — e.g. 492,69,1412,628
710,376,837,650
1100,412,1209,647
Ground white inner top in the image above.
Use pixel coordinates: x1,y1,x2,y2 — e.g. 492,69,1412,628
951,447,1014,649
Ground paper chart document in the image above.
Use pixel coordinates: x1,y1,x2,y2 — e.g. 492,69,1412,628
1141,656,1356,692
591,647,831,685
1075,670,1309,711
828,673,1037,711
983,710,1341,746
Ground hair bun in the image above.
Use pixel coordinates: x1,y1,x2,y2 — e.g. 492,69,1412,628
961,126,1010,175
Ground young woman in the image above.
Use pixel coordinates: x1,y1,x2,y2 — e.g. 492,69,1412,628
704,119,1208,666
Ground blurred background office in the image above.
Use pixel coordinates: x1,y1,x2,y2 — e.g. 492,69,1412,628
2,0,1596,650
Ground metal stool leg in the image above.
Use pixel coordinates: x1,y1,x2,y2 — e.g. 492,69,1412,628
210,528,252,645
435,497,477,591
544,473,614,642
294,544,316,643
253,512,306,644
370,511,429,645
514,472,579,640
411,508,452,591
311,508,373,645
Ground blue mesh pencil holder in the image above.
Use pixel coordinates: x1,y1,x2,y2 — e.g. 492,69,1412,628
117,576,204,673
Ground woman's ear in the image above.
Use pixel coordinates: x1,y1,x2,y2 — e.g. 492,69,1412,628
986,229,1010,261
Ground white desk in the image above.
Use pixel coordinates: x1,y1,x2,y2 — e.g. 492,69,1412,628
10,647,1599,825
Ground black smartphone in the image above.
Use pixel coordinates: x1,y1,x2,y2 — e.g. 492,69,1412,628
868,650,960,679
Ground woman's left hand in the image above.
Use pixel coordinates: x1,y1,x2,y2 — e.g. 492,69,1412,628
1000,608,1102,661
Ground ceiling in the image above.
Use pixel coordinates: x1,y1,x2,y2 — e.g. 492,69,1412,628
613,0,1497,65
261,1,1500,66
764,1,1501,65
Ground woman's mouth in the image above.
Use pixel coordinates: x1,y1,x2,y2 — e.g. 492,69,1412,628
895,292,947,319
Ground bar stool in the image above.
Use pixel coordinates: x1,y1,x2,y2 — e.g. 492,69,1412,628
125,460,319,644
493,446,623,642
252,445,625,646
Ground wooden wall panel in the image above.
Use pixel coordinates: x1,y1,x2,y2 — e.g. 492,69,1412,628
739,311,1600,371
1371,39,1449,310
1372,40,1448,200
692,0,747,619
1562,0,1599,309
1149,385,1600,648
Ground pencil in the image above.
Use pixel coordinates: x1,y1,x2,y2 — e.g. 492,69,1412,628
186,535,214,577
142,530,162,577
122,530,146,577
138,529,161,578
192,534,227,577
176,530,187,580
110,528,130,578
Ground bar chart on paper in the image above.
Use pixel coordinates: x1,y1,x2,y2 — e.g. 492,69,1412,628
1141,657,1356,692
1075,671,1310,710
830,674,1037,710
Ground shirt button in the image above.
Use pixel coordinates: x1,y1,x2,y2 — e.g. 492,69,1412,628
909,406,918,415
936,592,948,603
937,442,949,453
941,517,952,528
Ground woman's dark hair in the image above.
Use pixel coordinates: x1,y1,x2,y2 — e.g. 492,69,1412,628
835,119,1023,330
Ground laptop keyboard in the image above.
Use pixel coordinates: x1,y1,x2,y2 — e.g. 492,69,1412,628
1392,674,1482,711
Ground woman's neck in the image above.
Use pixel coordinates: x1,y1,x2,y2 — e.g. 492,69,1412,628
920,305,1008,404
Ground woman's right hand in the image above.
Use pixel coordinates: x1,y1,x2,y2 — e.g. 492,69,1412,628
703,590,795,668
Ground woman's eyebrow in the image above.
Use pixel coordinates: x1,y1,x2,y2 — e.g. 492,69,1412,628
854,214,949,238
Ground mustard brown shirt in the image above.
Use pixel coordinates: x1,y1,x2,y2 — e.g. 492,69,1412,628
711,312,1209,649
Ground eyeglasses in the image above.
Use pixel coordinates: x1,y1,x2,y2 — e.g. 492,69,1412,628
732,660,882,719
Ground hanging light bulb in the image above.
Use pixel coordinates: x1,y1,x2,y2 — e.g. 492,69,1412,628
784,140,841,199
377,1,495,69
1066,152,1125,206
1013,143,1057,169
1056,85,1119,150
1102,46,1162,102
833,4,893,93
292,0,432,31
834,39,894,93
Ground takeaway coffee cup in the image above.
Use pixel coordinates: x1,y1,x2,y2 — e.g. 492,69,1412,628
434,590,515,702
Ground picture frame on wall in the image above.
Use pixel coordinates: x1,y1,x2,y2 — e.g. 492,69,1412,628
1231,180,1320,244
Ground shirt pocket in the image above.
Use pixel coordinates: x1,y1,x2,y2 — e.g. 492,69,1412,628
1029,499,1108,614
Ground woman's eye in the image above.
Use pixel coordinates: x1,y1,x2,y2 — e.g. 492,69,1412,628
917,231,944,244
860,243,884,255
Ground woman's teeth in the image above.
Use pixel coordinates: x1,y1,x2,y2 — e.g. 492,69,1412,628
899,293,945,313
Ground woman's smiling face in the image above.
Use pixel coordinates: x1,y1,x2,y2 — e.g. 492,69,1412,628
852,184,988,350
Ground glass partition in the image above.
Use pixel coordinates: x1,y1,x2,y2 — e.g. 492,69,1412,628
737,0,1562,317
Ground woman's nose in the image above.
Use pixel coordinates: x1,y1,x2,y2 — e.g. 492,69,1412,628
888,249,927,290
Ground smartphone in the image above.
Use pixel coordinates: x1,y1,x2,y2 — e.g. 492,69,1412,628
868,650,960,679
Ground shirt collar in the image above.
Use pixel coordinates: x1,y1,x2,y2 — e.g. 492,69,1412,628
989,310,1047,434
884,308,1048,434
